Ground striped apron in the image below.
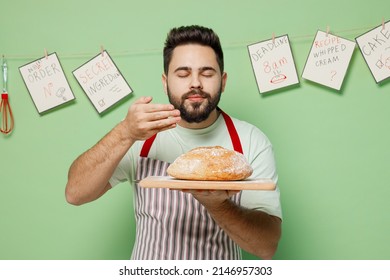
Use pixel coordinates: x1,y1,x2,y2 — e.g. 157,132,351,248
131,111,244,260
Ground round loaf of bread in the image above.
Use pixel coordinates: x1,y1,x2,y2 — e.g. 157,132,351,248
167,146,253,181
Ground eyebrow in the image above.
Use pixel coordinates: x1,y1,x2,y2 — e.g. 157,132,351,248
173,66,217,73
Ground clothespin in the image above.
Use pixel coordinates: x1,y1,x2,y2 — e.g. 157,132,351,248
326,26,330,37
44,48,48,59
272,33,275,44
382,17,386,30
100,45,105,57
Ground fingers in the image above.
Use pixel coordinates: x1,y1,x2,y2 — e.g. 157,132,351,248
131,96,178,117
138,105,180,131
124,96,181,140
134,96,153,105
181,189,240,209
146,107,180,122
134,96,175,115
181,189,240,197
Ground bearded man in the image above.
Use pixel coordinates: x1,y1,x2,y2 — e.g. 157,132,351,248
65,25,282,260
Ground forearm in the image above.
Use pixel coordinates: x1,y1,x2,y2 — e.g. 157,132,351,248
65,96,181,205
65,121,134,205
204,197,281,259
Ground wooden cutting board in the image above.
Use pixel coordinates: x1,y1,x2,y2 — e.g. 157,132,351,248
139,176,276,190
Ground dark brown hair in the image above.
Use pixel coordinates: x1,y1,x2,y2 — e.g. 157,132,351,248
163,25,224,74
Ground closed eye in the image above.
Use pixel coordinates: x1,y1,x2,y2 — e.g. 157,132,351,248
202,71,215,77
200,67,217,77
176,70,190,78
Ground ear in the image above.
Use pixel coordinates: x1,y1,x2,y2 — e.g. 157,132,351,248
221,72,227,92
162,73,168,95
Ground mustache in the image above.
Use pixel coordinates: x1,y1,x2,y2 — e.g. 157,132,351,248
182,89,210,99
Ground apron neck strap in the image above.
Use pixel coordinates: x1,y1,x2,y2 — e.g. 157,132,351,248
218,108,243,154
140,133,157,157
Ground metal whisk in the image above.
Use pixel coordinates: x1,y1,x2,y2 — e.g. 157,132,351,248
1,56,14,134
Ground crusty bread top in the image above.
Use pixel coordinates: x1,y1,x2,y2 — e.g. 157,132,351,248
167,146,253,181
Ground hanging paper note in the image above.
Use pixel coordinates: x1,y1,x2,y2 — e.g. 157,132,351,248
248,35,299,94
302,30,356,90
73,50,133,114
356,20,390,83
19,53,75,114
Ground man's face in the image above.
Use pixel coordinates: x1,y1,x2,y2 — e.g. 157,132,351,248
162,44,227,123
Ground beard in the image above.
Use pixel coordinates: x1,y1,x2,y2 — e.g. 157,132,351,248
167,85,222,123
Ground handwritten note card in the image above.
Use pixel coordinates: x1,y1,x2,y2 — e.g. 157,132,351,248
302,30,356,90
73,50,133,113
19,53,75,114
248,35,299,94
356,20,390,83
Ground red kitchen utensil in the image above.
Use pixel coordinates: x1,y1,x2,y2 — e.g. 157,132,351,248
1,56,14,134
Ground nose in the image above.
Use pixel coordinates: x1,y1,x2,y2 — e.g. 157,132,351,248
190,74,203,89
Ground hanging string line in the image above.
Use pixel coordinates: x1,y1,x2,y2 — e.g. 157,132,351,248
1,24,382,60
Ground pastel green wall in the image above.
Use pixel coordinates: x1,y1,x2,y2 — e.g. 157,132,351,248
1,0,389,260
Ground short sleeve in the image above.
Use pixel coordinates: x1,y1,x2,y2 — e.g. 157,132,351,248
240,124,282,219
